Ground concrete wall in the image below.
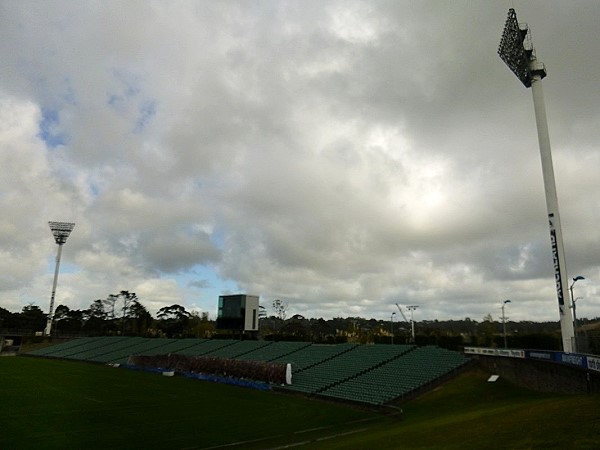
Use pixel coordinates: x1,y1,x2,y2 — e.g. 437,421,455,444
472,354,600,394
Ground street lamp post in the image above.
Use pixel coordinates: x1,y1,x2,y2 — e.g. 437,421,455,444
502,300,511,349
390,312,396,345
498,9,575,352
572,297,582,340
570,276,585,352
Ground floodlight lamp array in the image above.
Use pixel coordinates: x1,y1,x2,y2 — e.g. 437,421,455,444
49,221,75,245
498,8,535,88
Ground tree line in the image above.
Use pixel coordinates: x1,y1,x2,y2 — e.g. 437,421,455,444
2,295,599,352
0,291,214,338
258,313,567,350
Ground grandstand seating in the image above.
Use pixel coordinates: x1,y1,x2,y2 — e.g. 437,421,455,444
94,338,176,364
237,341,311,362
25,338,470,406
141,338,202,355
203,340,272,359
31,336,131,360
27,336,106,357
170,339,237,356
285,344,414,394
271,342,357,372
63,337,147,363
318,346,470,405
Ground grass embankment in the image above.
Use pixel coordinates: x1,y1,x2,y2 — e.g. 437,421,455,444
322,369,600,449
1,357,599,449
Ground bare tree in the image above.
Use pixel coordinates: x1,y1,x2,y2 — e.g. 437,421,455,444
104,294,119,320
272,299,288,320
118,291,137,334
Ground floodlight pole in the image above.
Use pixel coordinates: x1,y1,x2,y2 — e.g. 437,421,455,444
407,305,418,343
502,300,511,349
45,222,75,336
530,59,575,353
498,9,575,352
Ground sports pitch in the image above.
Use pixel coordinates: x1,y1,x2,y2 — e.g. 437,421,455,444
1,356,599,449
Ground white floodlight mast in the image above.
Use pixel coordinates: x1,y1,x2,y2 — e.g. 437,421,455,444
407,305,418,342
498,10,575,352
530,66,575,352
395,303,418,343
45,221,75,336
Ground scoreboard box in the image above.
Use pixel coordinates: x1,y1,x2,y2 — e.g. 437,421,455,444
216,294,259,331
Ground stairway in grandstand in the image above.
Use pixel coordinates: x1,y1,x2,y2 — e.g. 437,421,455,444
25,338,470,406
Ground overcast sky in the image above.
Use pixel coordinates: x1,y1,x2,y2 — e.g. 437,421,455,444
1,1,599,324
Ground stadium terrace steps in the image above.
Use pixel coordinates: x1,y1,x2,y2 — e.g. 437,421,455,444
285,344,415,395
171,339,238,356
271,342,358,373
200,340,273,359
142,338,203,355
37,336,131,360
99,338,179,365
25,338,469,406
236,341,312,362
317,345,470,405
73,337,150,362
26,336,106,357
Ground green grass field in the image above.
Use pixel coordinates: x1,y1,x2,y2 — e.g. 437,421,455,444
1,356,599,449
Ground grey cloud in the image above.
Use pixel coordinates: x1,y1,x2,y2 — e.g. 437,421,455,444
1,1,599,322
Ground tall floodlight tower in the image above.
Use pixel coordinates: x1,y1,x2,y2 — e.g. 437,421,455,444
406,305,419,342
45,221,75,336
498,9,575,352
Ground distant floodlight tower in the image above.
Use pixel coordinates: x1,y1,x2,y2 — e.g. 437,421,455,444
45,221,75,336
406,305,419,342
498,9,575,352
